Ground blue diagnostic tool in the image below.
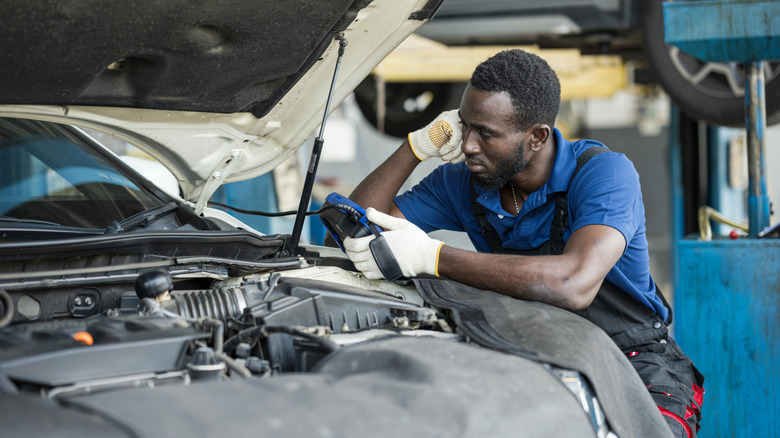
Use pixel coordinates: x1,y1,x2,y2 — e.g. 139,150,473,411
319,193,382,251
319,193,404,281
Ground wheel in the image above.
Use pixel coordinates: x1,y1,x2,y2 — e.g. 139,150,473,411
354,76,466,138
641,0,780,127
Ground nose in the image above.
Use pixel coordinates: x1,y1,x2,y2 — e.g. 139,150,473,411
461,127,480,155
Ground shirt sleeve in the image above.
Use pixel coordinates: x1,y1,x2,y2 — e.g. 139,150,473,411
393,162,470,233
567,152,644,246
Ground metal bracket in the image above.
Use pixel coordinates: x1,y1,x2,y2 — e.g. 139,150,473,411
194,149,245,215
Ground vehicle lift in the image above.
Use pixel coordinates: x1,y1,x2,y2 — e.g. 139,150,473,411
664,1,779,436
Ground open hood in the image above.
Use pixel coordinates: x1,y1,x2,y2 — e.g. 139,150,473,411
0,0,442,203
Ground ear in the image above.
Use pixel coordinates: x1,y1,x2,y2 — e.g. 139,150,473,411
528,124,551,151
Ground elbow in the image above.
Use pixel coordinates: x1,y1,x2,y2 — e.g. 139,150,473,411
561,283,600,311
553,263,604,311
567,294,594,311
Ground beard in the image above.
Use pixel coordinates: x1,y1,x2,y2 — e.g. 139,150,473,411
471,144,529,191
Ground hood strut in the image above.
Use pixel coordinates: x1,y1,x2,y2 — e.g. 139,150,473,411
287,33,348,255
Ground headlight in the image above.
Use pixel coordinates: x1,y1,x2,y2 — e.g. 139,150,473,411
551,367,618,438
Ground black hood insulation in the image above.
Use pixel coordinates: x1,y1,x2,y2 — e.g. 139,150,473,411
0,0,372,118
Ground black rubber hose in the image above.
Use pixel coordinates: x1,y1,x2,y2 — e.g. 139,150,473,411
199,318,225,354
223,325,339,354
0,289,14,327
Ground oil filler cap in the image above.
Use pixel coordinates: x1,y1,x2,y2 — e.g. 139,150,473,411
187,347,225,381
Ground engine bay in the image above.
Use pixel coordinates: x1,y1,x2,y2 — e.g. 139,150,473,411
0,262,458,398
0,250,631,438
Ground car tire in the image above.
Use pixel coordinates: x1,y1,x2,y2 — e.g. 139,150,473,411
641,0,780,127
354,76,466,138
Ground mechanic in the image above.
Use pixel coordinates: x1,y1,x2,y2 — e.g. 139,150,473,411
342,49,704,437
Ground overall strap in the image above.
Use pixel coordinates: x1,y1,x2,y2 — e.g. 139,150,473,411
551,146,609,245
573,146,609,180
471,146,609,253
470,182,505,252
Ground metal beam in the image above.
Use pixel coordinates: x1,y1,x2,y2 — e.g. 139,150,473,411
664,0,780,62
372,35,628,100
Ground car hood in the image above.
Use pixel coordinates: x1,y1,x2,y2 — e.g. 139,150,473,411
0,0,441,204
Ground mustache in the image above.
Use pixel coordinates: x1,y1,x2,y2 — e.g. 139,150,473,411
464,154,484,166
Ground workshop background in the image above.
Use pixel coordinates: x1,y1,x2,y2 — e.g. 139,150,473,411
206,1,778,436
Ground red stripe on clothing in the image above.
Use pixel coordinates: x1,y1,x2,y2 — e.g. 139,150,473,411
692,383,705,407
658,406,693,438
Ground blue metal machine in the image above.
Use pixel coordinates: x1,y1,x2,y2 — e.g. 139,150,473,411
665,1,779,436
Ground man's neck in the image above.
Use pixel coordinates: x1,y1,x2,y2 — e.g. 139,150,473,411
512,136,557,200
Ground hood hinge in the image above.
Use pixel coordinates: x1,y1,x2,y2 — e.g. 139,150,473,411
194,149,246,214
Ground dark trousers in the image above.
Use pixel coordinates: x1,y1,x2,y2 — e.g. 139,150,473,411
572,282,705,438
625,331,705,437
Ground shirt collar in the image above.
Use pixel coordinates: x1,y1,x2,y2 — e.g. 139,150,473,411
541,127,577,196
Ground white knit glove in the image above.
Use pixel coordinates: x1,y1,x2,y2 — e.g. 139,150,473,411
343,208,444,280
408,109,464,163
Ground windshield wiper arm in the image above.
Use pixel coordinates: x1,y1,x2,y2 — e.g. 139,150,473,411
112,202,180,233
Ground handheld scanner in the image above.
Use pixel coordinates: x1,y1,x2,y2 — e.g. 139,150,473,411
319,193,382,251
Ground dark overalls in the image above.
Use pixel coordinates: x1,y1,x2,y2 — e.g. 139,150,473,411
470,147,705,437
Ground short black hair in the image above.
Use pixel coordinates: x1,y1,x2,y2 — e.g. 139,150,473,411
470,49,560,130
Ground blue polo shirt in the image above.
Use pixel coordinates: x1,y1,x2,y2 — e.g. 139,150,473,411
394,128,667,320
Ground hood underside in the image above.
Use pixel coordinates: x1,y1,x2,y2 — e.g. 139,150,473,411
3,0,369,117
0,0,441,202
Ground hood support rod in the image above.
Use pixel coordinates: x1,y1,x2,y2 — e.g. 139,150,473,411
287,33,348,255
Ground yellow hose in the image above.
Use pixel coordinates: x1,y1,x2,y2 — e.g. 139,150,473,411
697,206,749,241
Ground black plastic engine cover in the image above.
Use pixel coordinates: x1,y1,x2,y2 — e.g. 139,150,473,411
0,316,207,386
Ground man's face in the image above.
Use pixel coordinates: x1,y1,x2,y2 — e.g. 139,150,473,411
459,85,530,190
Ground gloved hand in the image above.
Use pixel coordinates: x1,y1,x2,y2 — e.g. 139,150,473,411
408,109,464,163
343,208,444,280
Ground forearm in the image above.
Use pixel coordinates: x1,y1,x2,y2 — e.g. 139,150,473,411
436,245,601,311
349,139,420,215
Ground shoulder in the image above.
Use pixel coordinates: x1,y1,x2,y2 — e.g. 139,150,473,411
565,142,645,239
570,141,638,185
419,161,471,189
397,162,471,205
567,142,642,209
438,161,470,178
394,162,473,233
